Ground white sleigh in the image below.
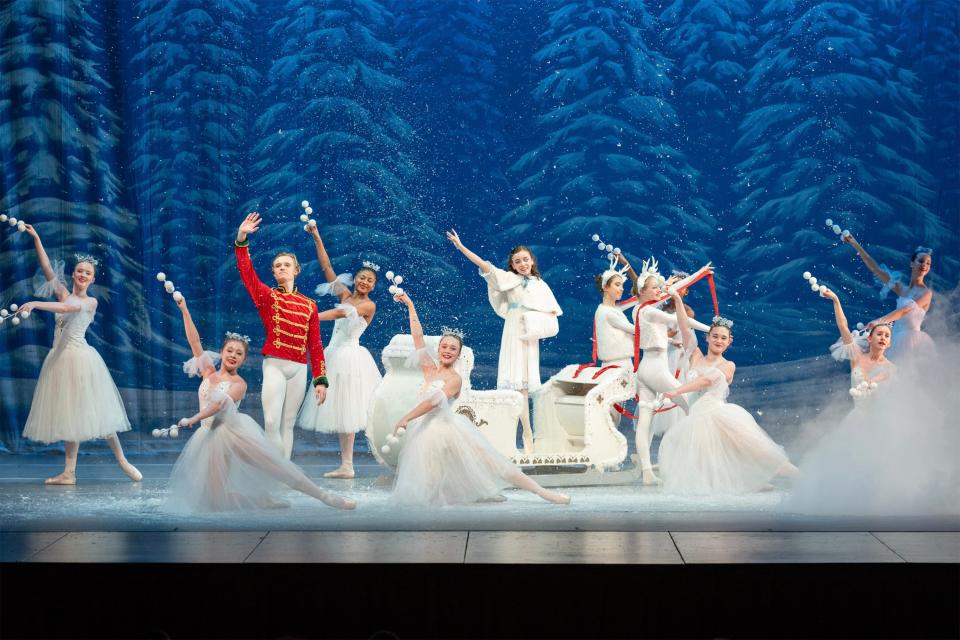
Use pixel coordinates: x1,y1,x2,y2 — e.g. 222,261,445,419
366,335,526,468
367,336,636,477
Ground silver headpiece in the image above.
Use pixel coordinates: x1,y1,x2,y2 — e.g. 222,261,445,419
914,246,933,257
440,325,466,340
362,260,381,272
224,331,251,344
73,253,100,267
711,315,734,330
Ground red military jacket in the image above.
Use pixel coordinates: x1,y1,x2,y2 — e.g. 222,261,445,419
235,240,328,387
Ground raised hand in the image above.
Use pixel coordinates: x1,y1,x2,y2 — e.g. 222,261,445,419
21,223,40,241
842,232,857,246
237,212,261,242
446,229,463,249
305,222,320,241
394,417,409,433
819,286,838,301
394,291,412,306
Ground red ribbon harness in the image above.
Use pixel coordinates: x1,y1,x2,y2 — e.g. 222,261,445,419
573,271,719,420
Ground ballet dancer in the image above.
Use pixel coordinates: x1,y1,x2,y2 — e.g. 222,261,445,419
297,225,382,479
843,235,934,362
235,212,328,460
657,297,798,494
18,224,141,485
390,291,569,506
446,230,562,454
631,259,712,484
164,295,355,512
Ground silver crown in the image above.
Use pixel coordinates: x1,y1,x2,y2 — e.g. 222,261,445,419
711,315,734,329
362,260,381,272
915,246,933,256
73,253,100,267
224,331,251,344
440,325,465,340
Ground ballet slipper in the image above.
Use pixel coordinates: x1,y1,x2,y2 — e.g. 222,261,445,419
44,470,76,485
640,466,661,486
323,464,355,479
261,496,291,509
543,490,571,505
119,460,143,482
322,494,357,510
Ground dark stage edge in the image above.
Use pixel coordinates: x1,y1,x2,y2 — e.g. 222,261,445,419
2,561,959,640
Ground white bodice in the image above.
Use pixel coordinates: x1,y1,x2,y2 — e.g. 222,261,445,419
198,378,240,428
52,295,95,348
685,365,730,414
894,294,927,332
328,304,369,348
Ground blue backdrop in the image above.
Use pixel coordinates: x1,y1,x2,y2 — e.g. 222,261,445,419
1,0,958,451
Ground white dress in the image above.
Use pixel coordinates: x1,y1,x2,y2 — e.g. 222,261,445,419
297,303,381,433
393,379,520,506
888,292,935,362
165,379,324,513
22,295,130,444
481,267,562,392
657,365,792,494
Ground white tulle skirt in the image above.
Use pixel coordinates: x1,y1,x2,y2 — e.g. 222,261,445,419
22,340,130,444
165,409,315,513
298,342,382,434
393,408,519,506
658,397,790,495
888,328,935,363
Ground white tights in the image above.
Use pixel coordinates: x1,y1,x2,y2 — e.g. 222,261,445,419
262,357,307,460
634,349,685,470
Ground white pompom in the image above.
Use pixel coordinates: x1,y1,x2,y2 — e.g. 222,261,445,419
151,428,162,438
841,229,850,238
597,242,605,250
849,388,859,397
303,224,310,232
11,317,19,326
301,200,309,208
607,252,614,261
394,275,403,285
164,281,175,293
397,427,407,437
385,271,394,281
305,207,313,215
386,434,398,445
9,303,18,312
300,214,308,222
1,309,7,317
856,322,865,330
810,283,820,292
308,219,317,228
808,277,817,285
605,244,613,252
869,382,878,390
17,221,25,232
388,285,398,295
381,445,391,454
156,272,166,282
8,217,17,226
169,427,179,438
818,285,827,293
20,310,30,319
0,214,6,222
591,234,600,242
832,224,841,234
613,247,621,255
394,287,403,296
802,271,811,280
172,291,183,303
825,218,833,226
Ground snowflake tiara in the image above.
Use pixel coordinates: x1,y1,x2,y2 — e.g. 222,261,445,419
361,260,381,272
711,315,734,330
224,331,251,344
440,325,466,340
914,246,933,256
73,253,100,267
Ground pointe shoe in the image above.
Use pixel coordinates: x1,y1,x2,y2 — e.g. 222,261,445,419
262,496,291,509
44,471,76,486
119,461,143,482
323,495,357,510
544,491,571,505
640,466,661,486
323,465,355,479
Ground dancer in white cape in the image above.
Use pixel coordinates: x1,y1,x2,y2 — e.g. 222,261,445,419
843,235,934,363
631,259,713,485
390,291,569,507
297,225,382,479
446,231,562,454
17,224,141,485
657,296,798,495
165,295,355,512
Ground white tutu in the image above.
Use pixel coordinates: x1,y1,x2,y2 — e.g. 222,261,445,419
297,304,381,433
658,367,790,495
22,296,129,444
393,381,518,506
165,386,320,513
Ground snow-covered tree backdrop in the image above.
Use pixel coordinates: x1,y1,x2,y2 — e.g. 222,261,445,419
1,0,957,451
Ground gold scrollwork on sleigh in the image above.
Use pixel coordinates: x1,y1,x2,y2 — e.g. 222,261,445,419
455,405,489,428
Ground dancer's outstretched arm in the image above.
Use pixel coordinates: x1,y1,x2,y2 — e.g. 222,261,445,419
843,233,902,295
174,296,207,359
22,224,68,302
18,300,82,315
306,226,351,302
316,307,348,321
395,291,425,351
394,375,461,432
870,288,933,324
446,229,492,274
820,287,855,345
